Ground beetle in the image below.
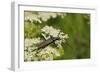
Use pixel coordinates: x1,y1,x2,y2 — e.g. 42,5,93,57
37,31,62,50
29,32,61,52
31,36,60,54
37,36,60,50
24,36,61,53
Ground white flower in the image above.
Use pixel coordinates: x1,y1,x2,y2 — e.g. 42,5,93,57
59,32,68,39
41,25,60,37
55,40,62,48
49,27,60,37
37,46,60,60
25,38,41,47
24,12,42,23
38,12,51,21
24,51,33,61
25,11,67,23
41,25,50,34
42,54,53,60
38,12,66,22
25,38,33,47
41,25,68,48
41,25,68,39
24,38,42,61
32,38,41,44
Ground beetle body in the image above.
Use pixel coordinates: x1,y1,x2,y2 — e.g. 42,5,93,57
37,36,60,50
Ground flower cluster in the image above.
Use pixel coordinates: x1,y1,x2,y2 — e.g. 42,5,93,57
24,38,41,61
37,46,60,60
41,25,60,38
24,38,61,61
24,11,66,23
41,25,68,48
24,25,68,61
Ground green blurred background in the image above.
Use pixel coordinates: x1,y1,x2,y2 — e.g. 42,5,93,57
24,12,90,60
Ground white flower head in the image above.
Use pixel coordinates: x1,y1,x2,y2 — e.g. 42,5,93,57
41,25,68,48
25,11,67,23
24,51,33,61
37,46,60,60
41,25,68,39
41,25,60,37
24,12,42,23
25,38,41,47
